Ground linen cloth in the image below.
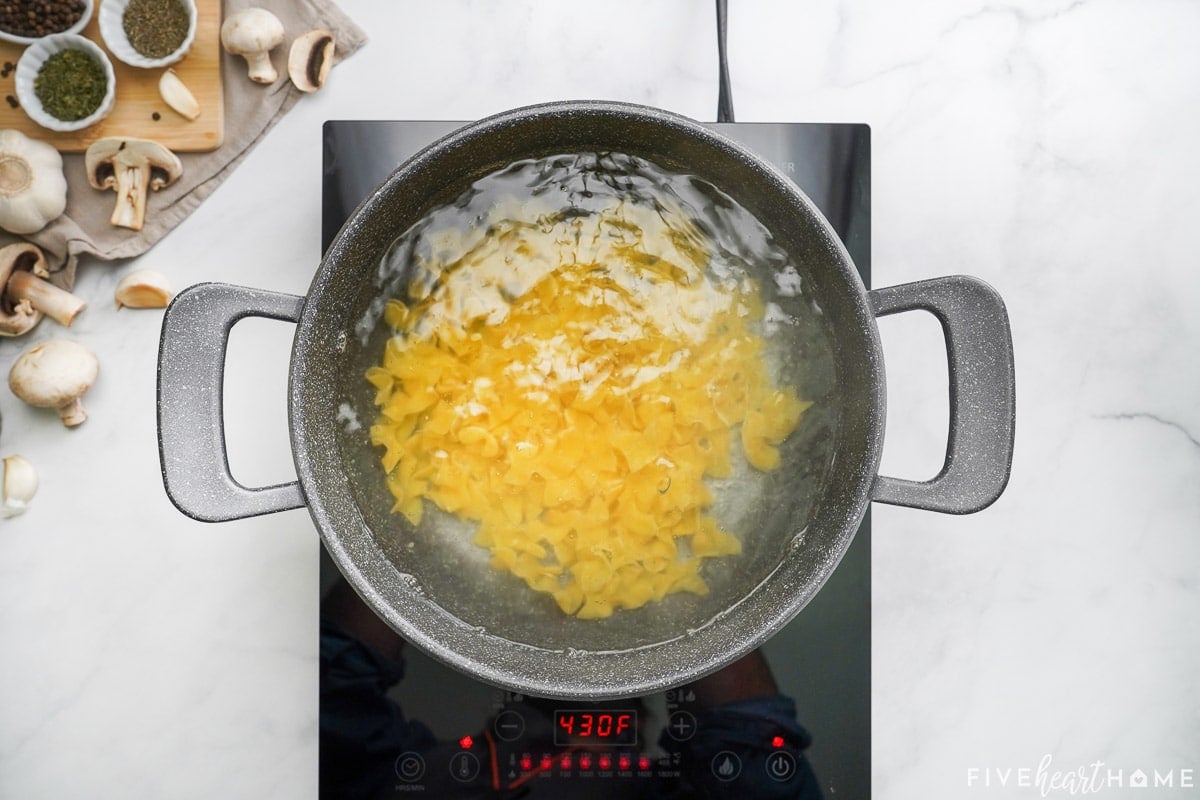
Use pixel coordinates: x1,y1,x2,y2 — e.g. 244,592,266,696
2,0,367,289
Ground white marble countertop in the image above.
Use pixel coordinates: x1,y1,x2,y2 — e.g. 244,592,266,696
1,1,1197,797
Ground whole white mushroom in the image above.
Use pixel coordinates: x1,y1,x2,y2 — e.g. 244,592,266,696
221,7,285,84
8,339,99,427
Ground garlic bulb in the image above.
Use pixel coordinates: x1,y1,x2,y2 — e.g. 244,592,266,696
0,130,68,235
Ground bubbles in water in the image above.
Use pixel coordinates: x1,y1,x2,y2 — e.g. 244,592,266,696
394,572,423,595
335,402,361,433
349,149,840,641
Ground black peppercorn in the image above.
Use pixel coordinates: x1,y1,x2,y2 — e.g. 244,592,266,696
0,0,85,38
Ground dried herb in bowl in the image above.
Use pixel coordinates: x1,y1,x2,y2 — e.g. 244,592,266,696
34,49,106,121
123,0,189,59
0,0,86,38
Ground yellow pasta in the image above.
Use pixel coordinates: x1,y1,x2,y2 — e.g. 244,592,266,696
367,199,810,619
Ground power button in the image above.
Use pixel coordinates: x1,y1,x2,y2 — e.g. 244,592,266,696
765,750,797,782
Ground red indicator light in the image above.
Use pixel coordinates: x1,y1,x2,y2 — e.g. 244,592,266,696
618,754,632,771
771,735,786,749
539,755,553,771
559,754,572,770
519,755,533,771
579,754,593,770
599,754,612,770
458,735,474,750
638,755,652,771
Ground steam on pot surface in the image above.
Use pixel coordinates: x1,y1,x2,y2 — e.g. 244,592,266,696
336,151,840,650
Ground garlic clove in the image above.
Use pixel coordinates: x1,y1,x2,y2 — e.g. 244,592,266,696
1,454,38,518
158,69,201,121
114,269,174,309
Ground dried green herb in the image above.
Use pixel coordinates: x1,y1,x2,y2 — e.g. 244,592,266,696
123,0,189,59
34,49,106,121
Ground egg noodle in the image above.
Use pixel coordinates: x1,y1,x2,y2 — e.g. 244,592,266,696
367,193,809,619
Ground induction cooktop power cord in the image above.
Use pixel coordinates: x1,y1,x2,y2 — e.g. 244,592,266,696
716,0,735,123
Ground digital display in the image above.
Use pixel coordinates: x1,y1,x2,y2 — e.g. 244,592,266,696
553,709,638,746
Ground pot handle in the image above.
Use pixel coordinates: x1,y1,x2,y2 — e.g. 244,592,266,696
868,275,1015,514
157,282,307,522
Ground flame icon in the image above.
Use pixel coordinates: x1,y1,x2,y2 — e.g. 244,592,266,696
710,751,741,781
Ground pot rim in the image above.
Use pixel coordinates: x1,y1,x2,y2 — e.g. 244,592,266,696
291,100,885,699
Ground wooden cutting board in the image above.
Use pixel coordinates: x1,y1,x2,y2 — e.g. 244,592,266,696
0,0,223,152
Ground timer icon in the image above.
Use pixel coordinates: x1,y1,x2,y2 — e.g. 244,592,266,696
394,751,425,782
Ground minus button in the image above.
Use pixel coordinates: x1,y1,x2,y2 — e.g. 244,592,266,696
493,710,525,741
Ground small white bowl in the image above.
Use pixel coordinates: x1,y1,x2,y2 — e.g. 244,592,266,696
15,33,116,132
0,0,94,46
99,0,197,69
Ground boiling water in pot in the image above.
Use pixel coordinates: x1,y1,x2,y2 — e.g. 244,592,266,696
336,151,840,651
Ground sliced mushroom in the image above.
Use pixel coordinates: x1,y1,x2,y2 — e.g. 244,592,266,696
85,137,183,232
0,242,85,336
288,29,334,93
221,8,285,84
8,339,99,427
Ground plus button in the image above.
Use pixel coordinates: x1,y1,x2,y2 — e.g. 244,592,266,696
666,710,698,742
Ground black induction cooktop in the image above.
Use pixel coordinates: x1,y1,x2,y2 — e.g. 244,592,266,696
320,119,871,799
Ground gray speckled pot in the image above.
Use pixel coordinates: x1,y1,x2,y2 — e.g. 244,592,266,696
157,101,1015,699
